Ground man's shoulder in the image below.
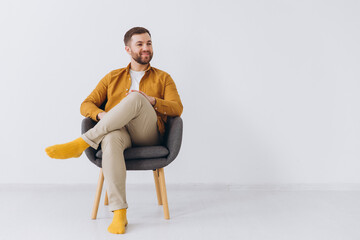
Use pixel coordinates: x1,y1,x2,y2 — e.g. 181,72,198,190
107,67,127,78
150,66,171,78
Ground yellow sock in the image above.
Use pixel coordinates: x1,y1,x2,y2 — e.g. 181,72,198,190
108,209,128,234
45,137,90,159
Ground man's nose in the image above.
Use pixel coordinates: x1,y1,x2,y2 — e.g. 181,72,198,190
142,44,150,51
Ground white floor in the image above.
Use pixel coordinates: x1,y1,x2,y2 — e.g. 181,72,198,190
1,184,360,240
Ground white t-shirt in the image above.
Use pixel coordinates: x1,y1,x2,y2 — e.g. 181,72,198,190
129,69,145,92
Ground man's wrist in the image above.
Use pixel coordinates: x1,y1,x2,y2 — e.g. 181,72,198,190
96,111,103,121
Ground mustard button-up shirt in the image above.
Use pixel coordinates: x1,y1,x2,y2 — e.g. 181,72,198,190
80,63,183,136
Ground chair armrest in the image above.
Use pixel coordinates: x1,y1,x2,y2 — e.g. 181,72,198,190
81,117,97,134
81,118,98,165
164,116,183,166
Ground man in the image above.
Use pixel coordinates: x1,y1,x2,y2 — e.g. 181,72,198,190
45,27,183,234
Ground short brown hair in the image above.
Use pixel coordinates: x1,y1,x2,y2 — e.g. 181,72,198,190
124,27,151,46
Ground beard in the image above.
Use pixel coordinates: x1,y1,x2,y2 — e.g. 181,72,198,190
132,51,153,65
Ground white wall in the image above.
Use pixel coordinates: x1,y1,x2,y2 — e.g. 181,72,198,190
1,0,359,185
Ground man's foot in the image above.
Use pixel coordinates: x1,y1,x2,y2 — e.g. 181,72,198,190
108,209,128,234
45,137,90,159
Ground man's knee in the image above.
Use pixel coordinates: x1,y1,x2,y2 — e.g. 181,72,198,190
126,91,148,104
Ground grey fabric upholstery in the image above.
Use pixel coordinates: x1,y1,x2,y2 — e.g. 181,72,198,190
81,116,183,170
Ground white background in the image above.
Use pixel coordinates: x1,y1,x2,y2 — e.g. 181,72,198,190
0,0,359,186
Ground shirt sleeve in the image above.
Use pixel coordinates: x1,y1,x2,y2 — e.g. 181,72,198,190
153,74,183,117
80,73,110,121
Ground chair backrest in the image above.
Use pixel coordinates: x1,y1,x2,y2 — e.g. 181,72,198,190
99,99,107,111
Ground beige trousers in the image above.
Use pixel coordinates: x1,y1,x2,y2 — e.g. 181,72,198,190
81,92,161,211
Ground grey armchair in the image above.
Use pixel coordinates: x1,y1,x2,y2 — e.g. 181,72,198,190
81,116,183,220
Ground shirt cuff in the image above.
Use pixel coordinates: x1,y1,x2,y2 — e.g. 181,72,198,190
92,109,105,122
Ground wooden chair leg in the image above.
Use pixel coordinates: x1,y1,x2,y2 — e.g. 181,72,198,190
153,169,163,205
104,190,109,205
91,168,104,220
158,168,170,219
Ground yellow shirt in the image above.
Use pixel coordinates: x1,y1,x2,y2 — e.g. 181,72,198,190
80,63,183,136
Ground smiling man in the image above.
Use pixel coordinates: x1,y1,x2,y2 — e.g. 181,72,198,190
45,27,183,234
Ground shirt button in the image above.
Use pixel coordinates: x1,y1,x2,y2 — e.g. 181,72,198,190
155,107,158,110
164,112,167,114
126,89,128,91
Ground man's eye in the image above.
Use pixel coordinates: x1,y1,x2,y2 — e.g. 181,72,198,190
148,43,152,45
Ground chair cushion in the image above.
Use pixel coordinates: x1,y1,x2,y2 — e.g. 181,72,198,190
95,146,169,160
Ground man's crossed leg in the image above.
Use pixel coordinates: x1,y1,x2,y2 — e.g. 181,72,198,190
45,92,161,234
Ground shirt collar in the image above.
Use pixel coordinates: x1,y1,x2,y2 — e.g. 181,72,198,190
125,62,152,73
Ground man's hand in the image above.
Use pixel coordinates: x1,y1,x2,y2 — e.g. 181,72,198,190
127,90,156,106
97,112,107,120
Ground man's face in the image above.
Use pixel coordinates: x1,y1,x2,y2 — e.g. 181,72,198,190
126,33,153,65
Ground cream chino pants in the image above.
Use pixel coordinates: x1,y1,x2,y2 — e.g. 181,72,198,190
81,92,161,211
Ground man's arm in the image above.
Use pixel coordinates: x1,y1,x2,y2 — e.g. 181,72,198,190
80,73,110,121
153,74,183,117
131,74,183,117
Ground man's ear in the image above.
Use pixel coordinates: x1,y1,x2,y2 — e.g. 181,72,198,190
125,46,131,54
